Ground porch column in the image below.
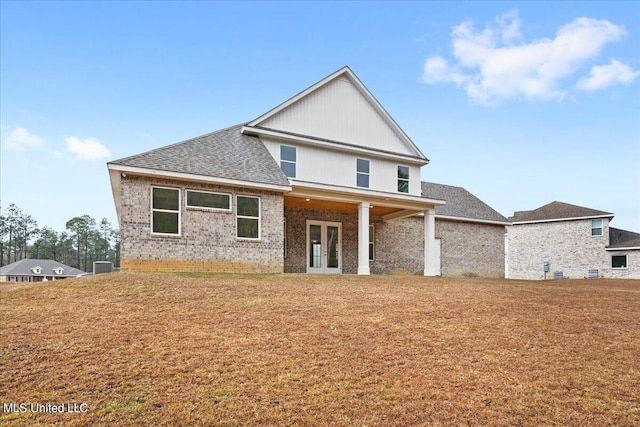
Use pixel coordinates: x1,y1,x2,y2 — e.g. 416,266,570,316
423,208,437,276
358,202,370,275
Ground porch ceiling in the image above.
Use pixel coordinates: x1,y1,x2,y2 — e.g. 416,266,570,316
285,195,400,216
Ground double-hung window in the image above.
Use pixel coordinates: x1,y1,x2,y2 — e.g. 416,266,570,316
152,187,180,235
186,190,231,211
236,196,260,239
356,158,370,188
280,145,296,178
397,166,409,193
591,219,603,236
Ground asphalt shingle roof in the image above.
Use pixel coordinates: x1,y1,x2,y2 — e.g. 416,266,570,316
421,182,508,223
0,259,85,277
509,201,613,223
109,124,290,187
609,228,640,249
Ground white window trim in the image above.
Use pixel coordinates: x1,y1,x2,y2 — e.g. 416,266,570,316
151,186,181,236
591,219,603,237
185,189,231,212
611,254,628,269
236,195,261,241
280,145,297,179
356,158,370,188
397,165,410,193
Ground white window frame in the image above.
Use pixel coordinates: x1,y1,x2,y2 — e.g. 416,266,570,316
356,158,370,188
611,255,628,269
280,145,297,179
591,219,603,237
369,224,375,261
397,165,409,193
185,189,231,212
236,195,261,240
151,186,181,236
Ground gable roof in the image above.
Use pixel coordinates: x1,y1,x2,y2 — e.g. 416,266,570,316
245,66,428,162
608,227,640,250
108,124,290,188
0,259,85,277
509,201,614,224
421,182,508,224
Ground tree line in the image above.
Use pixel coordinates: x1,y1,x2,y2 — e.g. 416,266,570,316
0,203,120,272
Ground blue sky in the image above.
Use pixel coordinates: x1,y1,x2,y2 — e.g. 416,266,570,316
1,1,639,233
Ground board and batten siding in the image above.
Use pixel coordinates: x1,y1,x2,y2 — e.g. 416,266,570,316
260,77,414,156
262,138,421,196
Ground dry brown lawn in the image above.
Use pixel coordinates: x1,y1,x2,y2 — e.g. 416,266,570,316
1,273,639,426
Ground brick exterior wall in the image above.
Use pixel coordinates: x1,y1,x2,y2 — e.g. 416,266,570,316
372,217,425,275
435,219,506,278
507,218,616,280
119,175,284,273
605,250,640,279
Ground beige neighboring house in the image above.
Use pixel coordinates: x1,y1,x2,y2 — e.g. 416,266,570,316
0,259,85,283
506,201,640,280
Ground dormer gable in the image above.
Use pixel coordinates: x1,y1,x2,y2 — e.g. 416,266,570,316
245,66,427,162
31,266,42,274
53,267,64,275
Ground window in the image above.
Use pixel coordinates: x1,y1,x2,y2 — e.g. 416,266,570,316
236,196,260,239
356,158,370,188
280,145,296,178
152,187,180,235
369,224,375,261
591,219,603,236
397,166,409,193
9,276,17,282
612,255,627,269
186,190,230,211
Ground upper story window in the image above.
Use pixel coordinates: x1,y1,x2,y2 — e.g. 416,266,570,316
356,158,370,188
152,186,181,235
591,219,603,236
186,190,231,211
397,166,409,193
280,145,296,178
236,195,261,240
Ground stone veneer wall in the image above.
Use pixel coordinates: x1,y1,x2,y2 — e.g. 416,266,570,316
119,175,284,273
605,250,640,279
435,219,506,278
506,218,611,280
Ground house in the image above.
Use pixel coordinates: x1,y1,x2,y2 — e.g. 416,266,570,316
423,182,509,277
0,259,86,283
506,201,640,279
108,66,449,275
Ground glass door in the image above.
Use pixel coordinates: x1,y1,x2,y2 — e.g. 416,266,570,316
306,221,342,274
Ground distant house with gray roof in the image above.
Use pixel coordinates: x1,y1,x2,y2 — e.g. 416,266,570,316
506,201,640,279
0,259,85,283
108,66,511,277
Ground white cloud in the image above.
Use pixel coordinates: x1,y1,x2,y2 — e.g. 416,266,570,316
65,136,111,161
421,11,635,104
2,127,45,151
577,59,640,91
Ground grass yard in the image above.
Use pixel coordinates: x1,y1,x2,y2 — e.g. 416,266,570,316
1,273,639,426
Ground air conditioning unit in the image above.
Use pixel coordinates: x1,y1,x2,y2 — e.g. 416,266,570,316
587,269,599,279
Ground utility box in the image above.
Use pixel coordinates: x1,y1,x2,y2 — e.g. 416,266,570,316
543,261,550,273
93,261,113,275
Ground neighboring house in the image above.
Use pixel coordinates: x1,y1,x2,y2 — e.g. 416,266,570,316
422,182,509,278
506,201,640,279
108,66,446,275
0,259,85,283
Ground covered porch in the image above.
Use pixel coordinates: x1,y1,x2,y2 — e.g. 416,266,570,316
283,181,444,275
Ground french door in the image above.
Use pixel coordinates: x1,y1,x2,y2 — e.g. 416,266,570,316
306,220,342,274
